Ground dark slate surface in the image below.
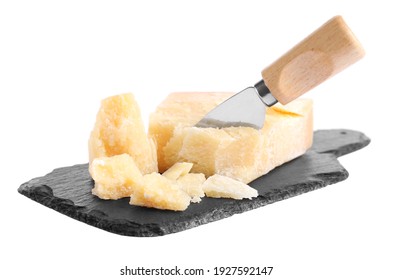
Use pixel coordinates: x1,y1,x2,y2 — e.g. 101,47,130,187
18,129,370,237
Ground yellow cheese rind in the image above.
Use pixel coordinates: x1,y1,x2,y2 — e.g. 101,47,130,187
162,162,193,180
130,173,191,211
203,174,258,200
149,92,313,184
89,93,158,174
90,154,143,200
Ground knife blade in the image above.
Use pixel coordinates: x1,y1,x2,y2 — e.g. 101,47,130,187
195,15,365,129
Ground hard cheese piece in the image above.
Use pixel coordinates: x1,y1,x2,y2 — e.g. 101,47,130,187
90,154,143,200
89,93,157,174
203,174,258,200
149,92,234,172
89,153,206,206
90,153,193,210
149,92,313,183
162,162,193,180
177,173,206,203
130,173,191,211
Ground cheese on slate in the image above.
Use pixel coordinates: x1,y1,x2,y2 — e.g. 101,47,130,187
149,92,313,183
88,92,313,211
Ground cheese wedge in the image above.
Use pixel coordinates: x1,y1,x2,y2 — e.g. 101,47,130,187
149,92,313,183
89,93,157,174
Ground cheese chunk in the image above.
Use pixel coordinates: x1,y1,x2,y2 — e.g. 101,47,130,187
130,173,191,211
89,93,157,174
149,92,313,183
177,173,206,203
90,154,143,200
90,153,193,210
203,174,258,200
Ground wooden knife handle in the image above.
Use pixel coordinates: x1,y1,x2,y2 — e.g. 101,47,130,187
262,15,365,105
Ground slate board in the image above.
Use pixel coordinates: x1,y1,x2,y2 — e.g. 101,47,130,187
18,129,370,237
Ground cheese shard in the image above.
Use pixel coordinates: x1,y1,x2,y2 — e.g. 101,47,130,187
148,92,313,183
177,173,206,203
89,93,157,174
203,174,258,200
130,173,191,211
90,154,143,200
162,162,193,180
162,161,206,202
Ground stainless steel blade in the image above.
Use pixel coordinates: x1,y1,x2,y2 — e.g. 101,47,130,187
195,87,266,129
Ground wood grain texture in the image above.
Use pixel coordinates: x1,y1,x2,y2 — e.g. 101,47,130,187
262,16,365,104
18,129,370,237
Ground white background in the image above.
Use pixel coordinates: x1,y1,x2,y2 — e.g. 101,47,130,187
1,0,392,279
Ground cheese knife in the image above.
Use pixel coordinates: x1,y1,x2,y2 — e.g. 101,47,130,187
195,16,365,129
